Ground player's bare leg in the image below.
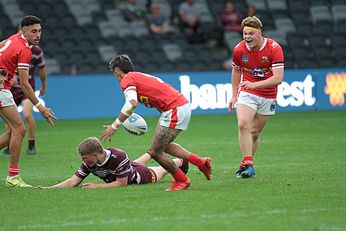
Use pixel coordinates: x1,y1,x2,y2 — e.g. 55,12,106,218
235,104,257,178
22,99,36,154
133,152,152,165
165,142,212,180
0,106,31,187
149,158,183,182
150,124,190,191
251,114,270,157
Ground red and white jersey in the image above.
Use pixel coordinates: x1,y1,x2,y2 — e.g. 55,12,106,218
0,34,32,90
232,37,284,99
120,72,188,112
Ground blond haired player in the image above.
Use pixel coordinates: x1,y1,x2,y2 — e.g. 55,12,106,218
228,16,284,178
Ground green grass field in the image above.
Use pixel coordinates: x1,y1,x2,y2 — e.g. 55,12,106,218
0,111,345,231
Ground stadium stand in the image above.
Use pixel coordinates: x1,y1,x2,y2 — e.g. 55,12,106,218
0,0,345,75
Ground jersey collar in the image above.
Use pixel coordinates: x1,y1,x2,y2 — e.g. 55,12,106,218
97,149,111,167
20,34,30,47
246,37,267,51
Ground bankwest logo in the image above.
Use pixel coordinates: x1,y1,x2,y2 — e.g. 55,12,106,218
324,73,346,106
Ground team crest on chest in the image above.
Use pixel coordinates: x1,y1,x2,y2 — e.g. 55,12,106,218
242,55,249,63
262,56,269,63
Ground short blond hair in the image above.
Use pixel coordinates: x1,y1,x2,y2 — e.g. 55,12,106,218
77,137,103,156
241,16,263,31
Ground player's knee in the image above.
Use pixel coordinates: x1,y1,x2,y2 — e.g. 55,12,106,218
251,129,262,140
23,112,33,121
238,120,251,131
12,124,26,137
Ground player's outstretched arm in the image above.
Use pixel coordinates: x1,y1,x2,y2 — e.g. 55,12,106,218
82,176,128,188
51,175,83,188
100,94,137,142
18,69,57,125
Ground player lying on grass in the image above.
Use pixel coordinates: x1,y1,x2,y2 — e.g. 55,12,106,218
43,137,189,189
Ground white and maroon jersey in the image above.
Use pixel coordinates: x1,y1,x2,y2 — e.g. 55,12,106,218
120,72,188,112
232,38,284,99
75,148,155,185
0,33,32,90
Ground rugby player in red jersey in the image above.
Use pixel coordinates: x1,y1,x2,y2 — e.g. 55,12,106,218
101,54,211,191
228,16,284,178
0,15,57,187
44,137,189,189
3,44,47,155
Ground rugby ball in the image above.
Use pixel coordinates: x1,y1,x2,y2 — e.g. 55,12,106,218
122,113,148,136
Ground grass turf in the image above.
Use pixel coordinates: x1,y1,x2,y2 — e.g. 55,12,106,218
0,111,345,231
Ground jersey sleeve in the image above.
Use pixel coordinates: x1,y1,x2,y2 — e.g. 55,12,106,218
112,152,132,178
17,47,32,70
271,42,284,69
74,162,91,179
231,44,242,69
120,73,137,92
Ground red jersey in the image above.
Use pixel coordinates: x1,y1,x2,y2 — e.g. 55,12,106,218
120,72,188,112
232,38,284,99
0,33,31,90
11,45,45,91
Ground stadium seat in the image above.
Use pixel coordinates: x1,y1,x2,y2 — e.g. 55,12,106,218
45,58,61,75
296,19,314,33
267,0,288,11
287,32,309,48
336,59,346,68
275,18,296,33
310,6,332,23
331,5,346,23
162,44,182,61
246,0,267,11
264,30,287,46
308,32,330,47
98,45,117,62
317,57,336,68
313,20,334,33
298,59,319,68
331,32,346,49
224,32,242,51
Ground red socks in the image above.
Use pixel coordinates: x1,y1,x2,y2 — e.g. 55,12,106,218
8,164,19,177
241,156,254,167
187,153,203,168
172,169,188,182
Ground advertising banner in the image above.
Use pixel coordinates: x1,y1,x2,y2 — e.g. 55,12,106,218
25,69,346,120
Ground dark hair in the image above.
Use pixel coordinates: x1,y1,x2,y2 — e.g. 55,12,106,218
109,54,135,73
20,15,41,27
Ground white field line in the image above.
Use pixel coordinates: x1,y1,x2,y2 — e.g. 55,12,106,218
17,207,346,230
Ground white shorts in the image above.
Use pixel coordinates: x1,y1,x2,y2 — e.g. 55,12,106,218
236,91,277,115
0,89,16,108
160,103,191,131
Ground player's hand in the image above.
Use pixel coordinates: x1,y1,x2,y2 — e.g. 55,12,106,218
40,107,58,125
9,77,18,86
239,81,256,90
39,86,46,96
35,186,53,189
101,125,116,142
82,183,100,188
228,96,237,112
